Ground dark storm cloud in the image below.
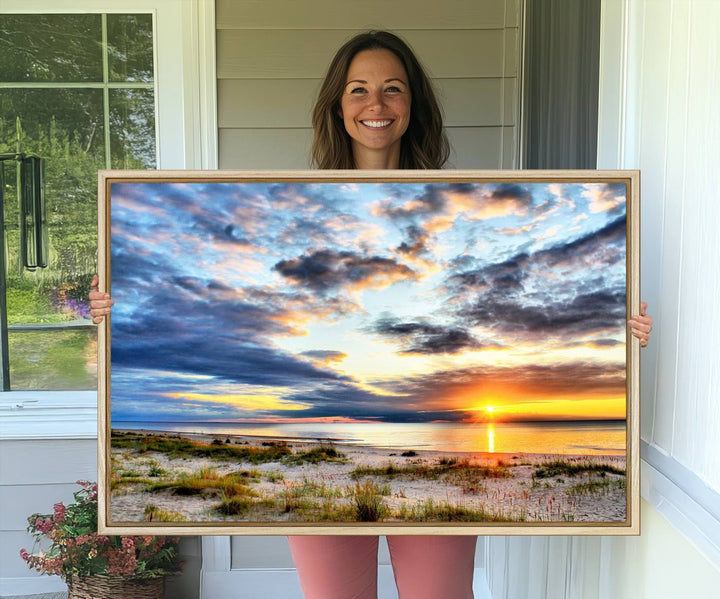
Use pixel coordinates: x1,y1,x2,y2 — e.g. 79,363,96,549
275,382,476,423
267,361,626,423
449,216,626,294
385,361,627,404
279,382,404,420
112,309,347,388
490,183,533,203
444,216,628,338
395,225,431,257
374,185,447,220
533,215,626,269
449,254,530,292
273,249,416,292
370,316,486,355
111,256,352,389
461,288,627,335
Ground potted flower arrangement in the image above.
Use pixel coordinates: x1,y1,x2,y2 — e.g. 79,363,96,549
20,481,182,599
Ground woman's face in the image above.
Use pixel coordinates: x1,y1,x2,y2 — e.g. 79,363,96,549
340,48,411,167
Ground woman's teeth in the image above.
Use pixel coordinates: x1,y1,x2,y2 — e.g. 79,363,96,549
362,120,392,128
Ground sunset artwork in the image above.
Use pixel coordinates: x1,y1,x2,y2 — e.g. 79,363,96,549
100,171,639,534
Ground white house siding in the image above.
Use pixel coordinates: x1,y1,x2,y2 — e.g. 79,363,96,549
216,0,521,170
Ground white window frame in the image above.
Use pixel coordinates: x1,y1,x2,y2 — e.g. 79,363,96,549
0,0,217,440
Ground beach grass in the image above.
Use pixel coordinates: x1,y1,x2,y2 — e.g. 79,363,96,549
566,477,626,496
350,458,510,497
144,504,188,522
111,431,292,463
109,430,627,524
534,459,625,479
216,495,255,516
282,445,347,465
111,431,347,466
397,498,518,522
145,468,257,499
285,478,345,500
351,480,389,522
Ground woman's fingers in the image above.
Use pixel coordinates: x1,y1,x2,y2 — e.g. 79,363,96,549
628,302,652,348
89,274,113,324
628,317,652,333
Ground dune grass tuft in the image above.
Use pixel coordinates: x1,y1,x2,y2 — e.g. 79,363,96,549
351,480,389,522
144,503,187,522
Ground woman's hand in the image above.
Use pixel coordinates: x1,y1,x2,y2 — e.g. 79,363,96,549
89,274,113,324
628,301,652,348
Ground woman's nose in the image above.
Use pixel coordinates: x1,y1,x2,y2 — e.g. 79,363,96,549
366,89,385,110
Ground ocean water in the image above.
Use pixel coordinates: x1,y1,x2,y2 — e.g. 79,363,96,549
113,420,626,456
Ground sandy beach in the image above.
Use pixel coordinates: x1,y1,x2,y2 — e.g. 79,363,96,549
109,429,627,524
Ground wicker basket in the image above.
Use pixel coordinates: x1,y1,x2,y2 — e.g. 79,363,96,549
67,575,164,599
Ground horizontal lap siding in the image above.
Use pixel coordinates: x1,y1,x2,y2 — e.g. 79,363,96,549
216,0,521,170
216,0,513,30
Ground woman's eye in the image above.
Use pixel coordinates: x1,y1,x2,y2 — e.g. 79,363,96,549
385,86,402,93
349,87,367,94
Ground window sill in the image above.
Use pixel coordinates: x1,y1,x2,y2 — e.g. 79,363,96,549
0,391,97,440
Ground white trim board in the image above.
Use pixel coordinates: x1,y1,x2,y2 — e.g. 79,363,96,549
641,450,720,568
0,392,97,440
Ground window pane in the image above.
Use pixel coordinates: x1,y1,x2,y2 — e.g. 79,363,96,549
107,14,154,83
8,329,97,390
1,88,105,277
0,15,103,82
0,89,106,161
1,89,103,390
110,89,157,168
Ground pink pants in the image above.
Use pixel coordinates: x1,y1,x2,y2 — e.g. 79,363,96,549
288,535,477,599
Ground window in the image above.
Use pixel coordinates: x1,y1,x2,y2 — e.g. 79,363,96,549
0,13,156,390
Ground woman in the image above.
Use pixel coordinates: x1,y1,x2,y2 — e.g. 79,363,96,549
90,31,653,599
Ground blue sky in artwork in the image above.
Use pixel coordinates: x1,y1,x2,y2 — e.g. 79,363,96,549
110,180,627,424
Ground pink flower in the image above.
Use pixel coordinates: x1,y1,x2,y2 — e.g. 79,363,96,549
53,503,66,522
121,537,135,550
34,518,53,534
42,556,64,576
107,548,137,576
19,548,29,562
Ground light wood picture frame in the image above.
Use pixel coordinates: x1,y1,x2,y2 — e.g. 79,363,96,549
98,170,640,535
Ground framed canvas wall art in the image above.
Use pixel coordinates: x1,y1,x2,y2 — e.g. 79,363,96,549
97,170,640,535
